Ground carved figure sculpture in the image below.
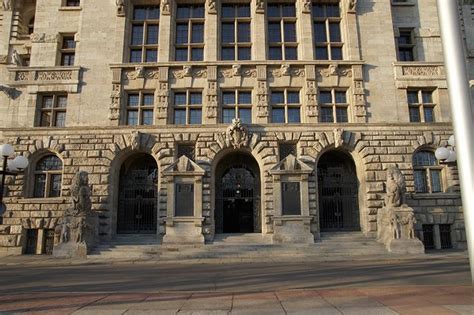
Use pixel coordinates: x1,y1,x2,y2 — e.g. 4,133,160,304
333,128,344,148
2,0,11,11
256,0,264,13
348,0,357,11
399,212,417,239
302,0,311,13
11,50,22,66
70,171,92,215
384,165,406,207
232,64,241,76
389,210,400,240
130,130,141,150
208,0,217,14
161,0,170,15
281,64,290,76
116,0,124,15
60,219,70,243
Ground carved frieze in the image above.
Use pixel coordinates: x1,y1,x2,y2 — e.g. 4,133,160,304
161,0,170,15
256,81,269,118
302,0,311,13
208,0,217,14
0,55,8,64
256,0,265,13
319,64,352,78
401,66,440,77
123,66,161,80
37,71,73,81
347,0,357,13
2,0,11,11
30,33,60,43
270,64,305,78
115,0,125,16
206,81,218,119
305,80,318,118
109,83,121,121
220,65,257,78
173,66,207,79
156,82,169,121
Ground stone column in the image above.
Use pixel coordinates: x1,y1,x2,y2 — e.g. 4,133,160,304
434,224,442,249
0,7,13,59
204,0,218,61
158,0,172,62
252,0,266,60
304,65,318,123
297,0,314,60
342,0,361,60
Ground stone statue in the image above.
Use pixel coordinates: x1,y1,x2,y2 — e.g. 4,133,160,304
130,130,142,151
348,0,357,11
226,118,249,149
400,212,417,240
256,0,264,13
384,165,406,208
389,210,400,240
302,0,311,13
115,0,124,15
161,0,170,15
333,128,344,148
232,64,241,77
281,64,290,76
53,171,98,258
11,50,22,66
208,0,216,14
2,0,11,11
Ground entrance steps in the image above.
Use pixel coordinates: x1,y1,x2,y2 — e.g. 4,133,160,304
88,232,392,261
87,235,161,260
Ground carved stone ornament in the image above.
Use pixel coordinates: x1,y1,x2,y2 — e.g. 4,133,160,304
0,55,8,64
347,0,357,12
220,66,257,78
161,0,170,15
126,66,145,80
0,84,16,99
208,0,217,14
225,118,249,149
333,128,344,148
11,50,22,66
271,64,305,78
384,165,406,208
130,130,142,151
30,33,60,43
173,66,207,79
115,0,125,15
256,0,265,13
319,64,352,77
2,0,11,11
302,0,311,13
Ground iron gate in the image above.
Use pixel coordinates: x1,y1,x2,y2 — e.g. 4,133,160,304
117,162,158,234
318,164,360,231
43,229,55,255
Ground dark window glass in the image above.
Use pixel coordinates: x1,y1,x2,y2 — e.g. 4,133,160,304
190,93,202,104
314,23,327,42
238,47,251,60
142,110,153,125
189,109,202,124
284,23,296,42
177,144,195,160
174,93,187,105
272,108,285,123
279,143,297,160
222,23,235,43
336,107,348,122
319,91,332,103
424,107,434,123
440,224,452,249
223,92,236,105
191,48,203,61
239,109,252,124
175,48,188,61
176,24,189,44
222,48,235,60
33,174,46,198
146,25,159,44
268,23,282,42
414,170,428,193
174,109,186,124
269,47,282,60
238,92,252,104
320,107,333,122
191,23,204,43
238,23,251,42
288,108,300,123
223,109,235,123
131,25,144,45
422,225,435,250
271,92,285,104
127,111,138,125
409,107,421,122
315,47,329,60
285,47,297,60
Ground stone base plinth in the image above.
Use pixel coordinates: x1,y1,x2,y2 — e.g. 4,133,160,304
272,216,314,244
0,246,23,256
387,238,425,254
53,242,88,258
163,217,205,245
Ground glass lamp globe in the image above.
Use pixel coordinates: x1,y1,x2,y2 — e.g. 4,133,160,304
446,150,457,163
7,159,18,172
13,156,29,170
448,135,455,147
435,147,450,161
0,144,14,157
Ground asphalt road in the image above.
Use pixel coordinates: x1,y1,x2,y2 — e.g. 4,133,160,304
0,257,470,294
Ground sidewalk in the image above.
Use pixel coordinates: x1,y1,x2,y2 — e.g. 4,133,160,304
0,286,472,314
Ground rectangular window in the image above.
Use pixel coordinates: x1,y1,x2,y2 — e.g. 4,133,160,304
173,90,202,125
175,4,205,61
312,2,343,60
319,89,349,123
439,224,452,249
221,3,251,60
60,35,76,66
130,6,160,63
125,92,154,126
222,90,252,123
38,94,67,127
175,183,194,216
282,182,301,215
407,90,435,123
422,224,435,250
65,0,80,6
271,90,301,123
267,3,297,60
177,144,195,160
279,143,297,161
397,28,415,61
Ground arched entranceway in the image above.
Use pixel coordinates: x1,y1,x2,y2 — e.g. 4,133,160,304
117,153,158,234
215,152,261,234
317,150,360,231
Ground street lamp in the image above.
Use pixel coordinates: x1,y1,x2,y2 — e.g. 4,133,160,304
435,135,456,164
0,144,29,218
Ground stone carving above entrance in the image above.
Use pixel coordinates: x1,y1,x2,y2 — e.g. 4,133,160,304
163,155,205,175
225,118,249,149
270,154,312,174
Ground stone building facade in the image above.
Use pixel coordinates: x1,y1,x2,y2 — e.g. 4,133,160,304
0,0,472,255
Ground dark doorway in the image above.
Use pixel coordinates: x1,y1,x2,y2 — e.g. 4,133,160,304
215,153,261,234
317,151,360,231
43,229,55,255
117,154,158,234
25,229,38,254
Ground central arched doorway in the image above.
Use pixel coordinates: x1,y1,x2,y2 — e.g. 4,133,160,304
117,153,158,234
215,152,261,234
317,150,360,231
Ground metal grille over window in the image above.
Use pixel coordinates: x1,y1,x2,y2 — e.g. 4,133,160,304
33,155,63,198
271,90,301,123
177,144,196,161
221,4,251,60
312,2,343,60
175,183,194,216
413,151,443,193
407,90,435,123
130,6,160,63
173,91,203,125
39,95,67,127
222,90,252,123
175,4,205,61
279,143,297,161
439,224,453,249
267,3,297,60
422,224,435,249
282,182,301,215
319,89,348,123
126,92,154,126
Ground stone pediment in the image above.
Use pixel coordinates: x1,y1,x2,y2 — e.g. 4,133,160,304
163,155,205,176
270,154,313,175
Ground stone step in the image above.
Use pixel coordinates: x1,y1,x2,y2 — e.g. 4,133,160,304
213,233,272,244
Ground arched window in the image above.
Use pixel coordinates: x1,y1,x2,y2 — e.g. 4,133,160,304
33,155,63,198
413,151,443,193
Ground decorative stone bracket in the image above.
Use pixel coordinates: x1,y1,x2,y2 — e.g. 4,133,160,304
7,67,82,93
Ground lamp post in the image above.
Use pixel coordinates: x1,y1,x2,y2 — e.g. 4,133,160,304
0,144,29,218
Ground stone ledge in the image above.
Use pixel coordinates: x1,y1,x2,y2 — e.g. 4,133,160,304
15,198,66,204
408,193,461,200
